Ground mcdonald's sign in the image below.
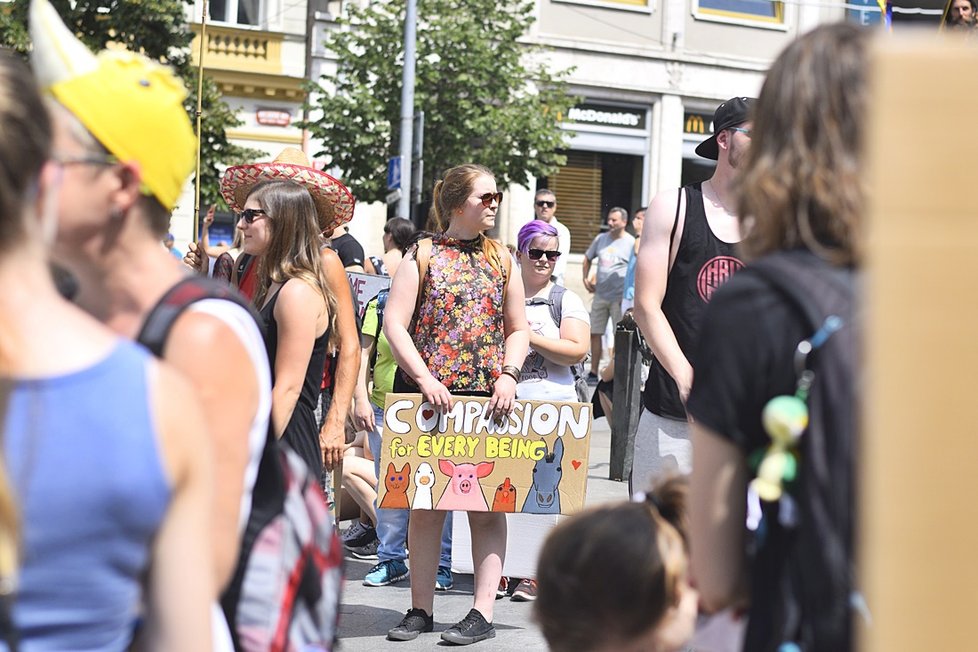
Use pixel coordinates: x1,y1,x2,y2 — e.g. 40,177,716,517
684,113,709,135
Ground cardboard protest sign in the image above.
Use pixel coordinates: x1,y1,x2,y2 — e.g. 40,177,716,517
346,271,391,320
377,393,592,515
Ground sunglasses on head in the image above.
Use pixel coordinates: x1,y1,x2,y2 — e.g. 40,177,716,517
238,208,267,224
535,200,555,208
527,248,561,261
476,192,503,208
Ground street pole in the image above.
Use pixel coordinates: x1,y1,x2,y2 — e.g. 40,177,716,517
397,0,417,221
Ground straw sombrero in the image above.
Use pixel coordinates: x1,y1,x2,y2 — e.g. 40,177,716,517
220,148,355,233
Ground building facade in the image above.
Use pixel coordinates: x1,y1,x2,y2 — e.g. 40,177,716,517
173,0,852,257
497,0,847,254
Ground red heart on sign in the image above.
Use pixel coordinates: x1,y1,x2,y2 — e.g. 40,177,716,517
422,409,434,420
571,460,582,470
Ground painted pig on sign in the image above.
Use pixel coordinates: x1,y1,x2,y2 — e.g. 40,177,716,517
435,459,494,511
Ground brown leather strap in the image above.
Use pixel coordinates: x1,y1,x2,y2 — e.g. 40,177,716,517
412,237,433,327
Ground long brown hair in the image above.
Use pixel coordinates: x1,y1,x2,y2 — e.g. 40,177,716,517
0,382,16,588
250,180,337,341
430,164,505,274
0,52,50,255
737,23,867,266
0,51,51,587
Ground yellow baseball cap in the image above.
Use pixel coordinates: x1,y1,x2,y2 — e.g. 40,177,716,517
30,0,195,211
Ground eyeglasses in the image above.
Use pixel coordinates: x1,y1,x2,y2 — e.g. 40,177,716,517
238,208,268,224
731,127,752,137
535,200,555,208
527,248,561,261
476,192,503,208
52,153,118,168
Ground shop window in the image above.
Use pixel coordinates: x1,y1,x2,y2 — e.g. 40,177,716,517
694,0,785,25
543,151,643,254
210,0,262,26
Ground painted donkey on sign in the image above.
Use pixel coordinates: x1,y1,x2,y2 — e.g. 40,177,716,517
522,438,564,514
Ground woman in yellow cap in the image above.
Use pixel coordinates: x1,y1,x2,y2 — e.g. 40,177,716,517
30,0,272,647
0,51,212,650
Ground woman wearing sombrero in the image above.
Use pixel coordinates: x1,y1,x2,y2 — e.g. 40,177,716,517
220,152,357,477
221,152,360,478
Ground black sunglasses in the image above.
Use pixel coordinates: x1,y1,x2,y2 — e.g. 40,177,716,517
535,200,555,208
476,192,503,208
527,248,561,261
238,208,267,224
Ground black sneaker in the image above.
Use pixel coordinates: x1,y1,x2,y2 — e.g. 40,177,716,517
349,537,379,560
387,607,434,641
586,372,599,385
342,521,377,549
440,608,495,645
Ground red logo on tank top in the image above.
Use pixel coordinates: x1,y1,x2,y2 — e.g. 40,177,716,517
697,256,744,302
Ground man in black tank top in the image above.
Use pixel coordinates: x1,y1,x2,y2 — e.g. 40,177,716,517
630,96,755,493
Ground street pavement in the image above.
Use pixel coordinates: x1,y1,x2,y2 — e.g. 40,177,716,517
335,413,627,651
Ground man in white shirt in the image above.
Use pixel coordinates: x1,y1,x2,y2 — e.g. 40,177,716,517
533,189,571,285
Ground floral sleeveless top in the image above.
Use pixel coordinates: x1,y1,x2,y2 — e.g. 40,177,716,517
412,235,506,393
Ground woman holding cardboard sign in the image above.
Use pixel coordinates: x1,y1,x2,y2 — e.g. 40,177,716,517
383,164,529,645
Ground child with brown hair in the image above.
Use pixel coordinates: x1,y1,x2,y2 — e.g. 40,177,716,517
534,476,698,652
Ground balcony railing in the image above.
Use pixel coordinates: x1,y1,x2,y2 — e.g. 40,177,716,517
190,23,283,75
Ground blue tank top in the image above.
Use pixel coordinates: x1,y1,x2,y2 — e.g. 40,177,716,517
3,340,170,651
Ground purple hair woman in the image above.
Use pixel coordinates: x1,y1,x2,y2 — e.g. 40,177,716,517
514,219,590,402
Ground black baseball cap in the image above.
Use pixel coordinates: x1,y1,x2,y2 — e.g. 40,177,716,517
694,96,756,160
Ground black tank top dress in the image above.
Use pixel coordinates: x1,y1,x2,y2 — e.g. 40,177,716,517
261,285,331,476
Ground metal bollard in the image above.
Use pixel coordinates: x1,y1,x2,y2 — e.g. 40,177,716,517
609,319,644,481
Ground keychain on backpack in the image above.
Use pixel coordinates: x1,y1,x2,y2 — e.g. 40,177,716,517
750,315,844,504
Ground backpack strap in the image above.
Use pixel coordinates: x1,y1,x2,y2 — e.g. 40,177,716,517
235,253,253,283
499,242,512,298
547,284,566,327
136,276,260,357
747,251,853,334
367,288,390,373
412,237,433,326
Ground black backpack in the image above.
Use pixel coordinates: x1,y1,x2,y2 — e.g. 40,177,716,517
136,276,344,652
526,284,590,402
745,250,859,652
367,287,390,373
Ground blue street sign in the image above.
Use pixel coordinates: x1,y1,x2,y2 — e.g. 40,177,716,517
387,156,402,191
846,0,882,26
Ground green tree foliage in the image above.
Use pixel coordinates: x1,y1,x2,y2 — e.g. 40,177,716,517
0,0,261,209
303,0,576,205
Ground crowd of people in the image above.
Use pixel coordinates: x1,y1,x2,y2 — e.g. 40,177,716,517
0,0,866,647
